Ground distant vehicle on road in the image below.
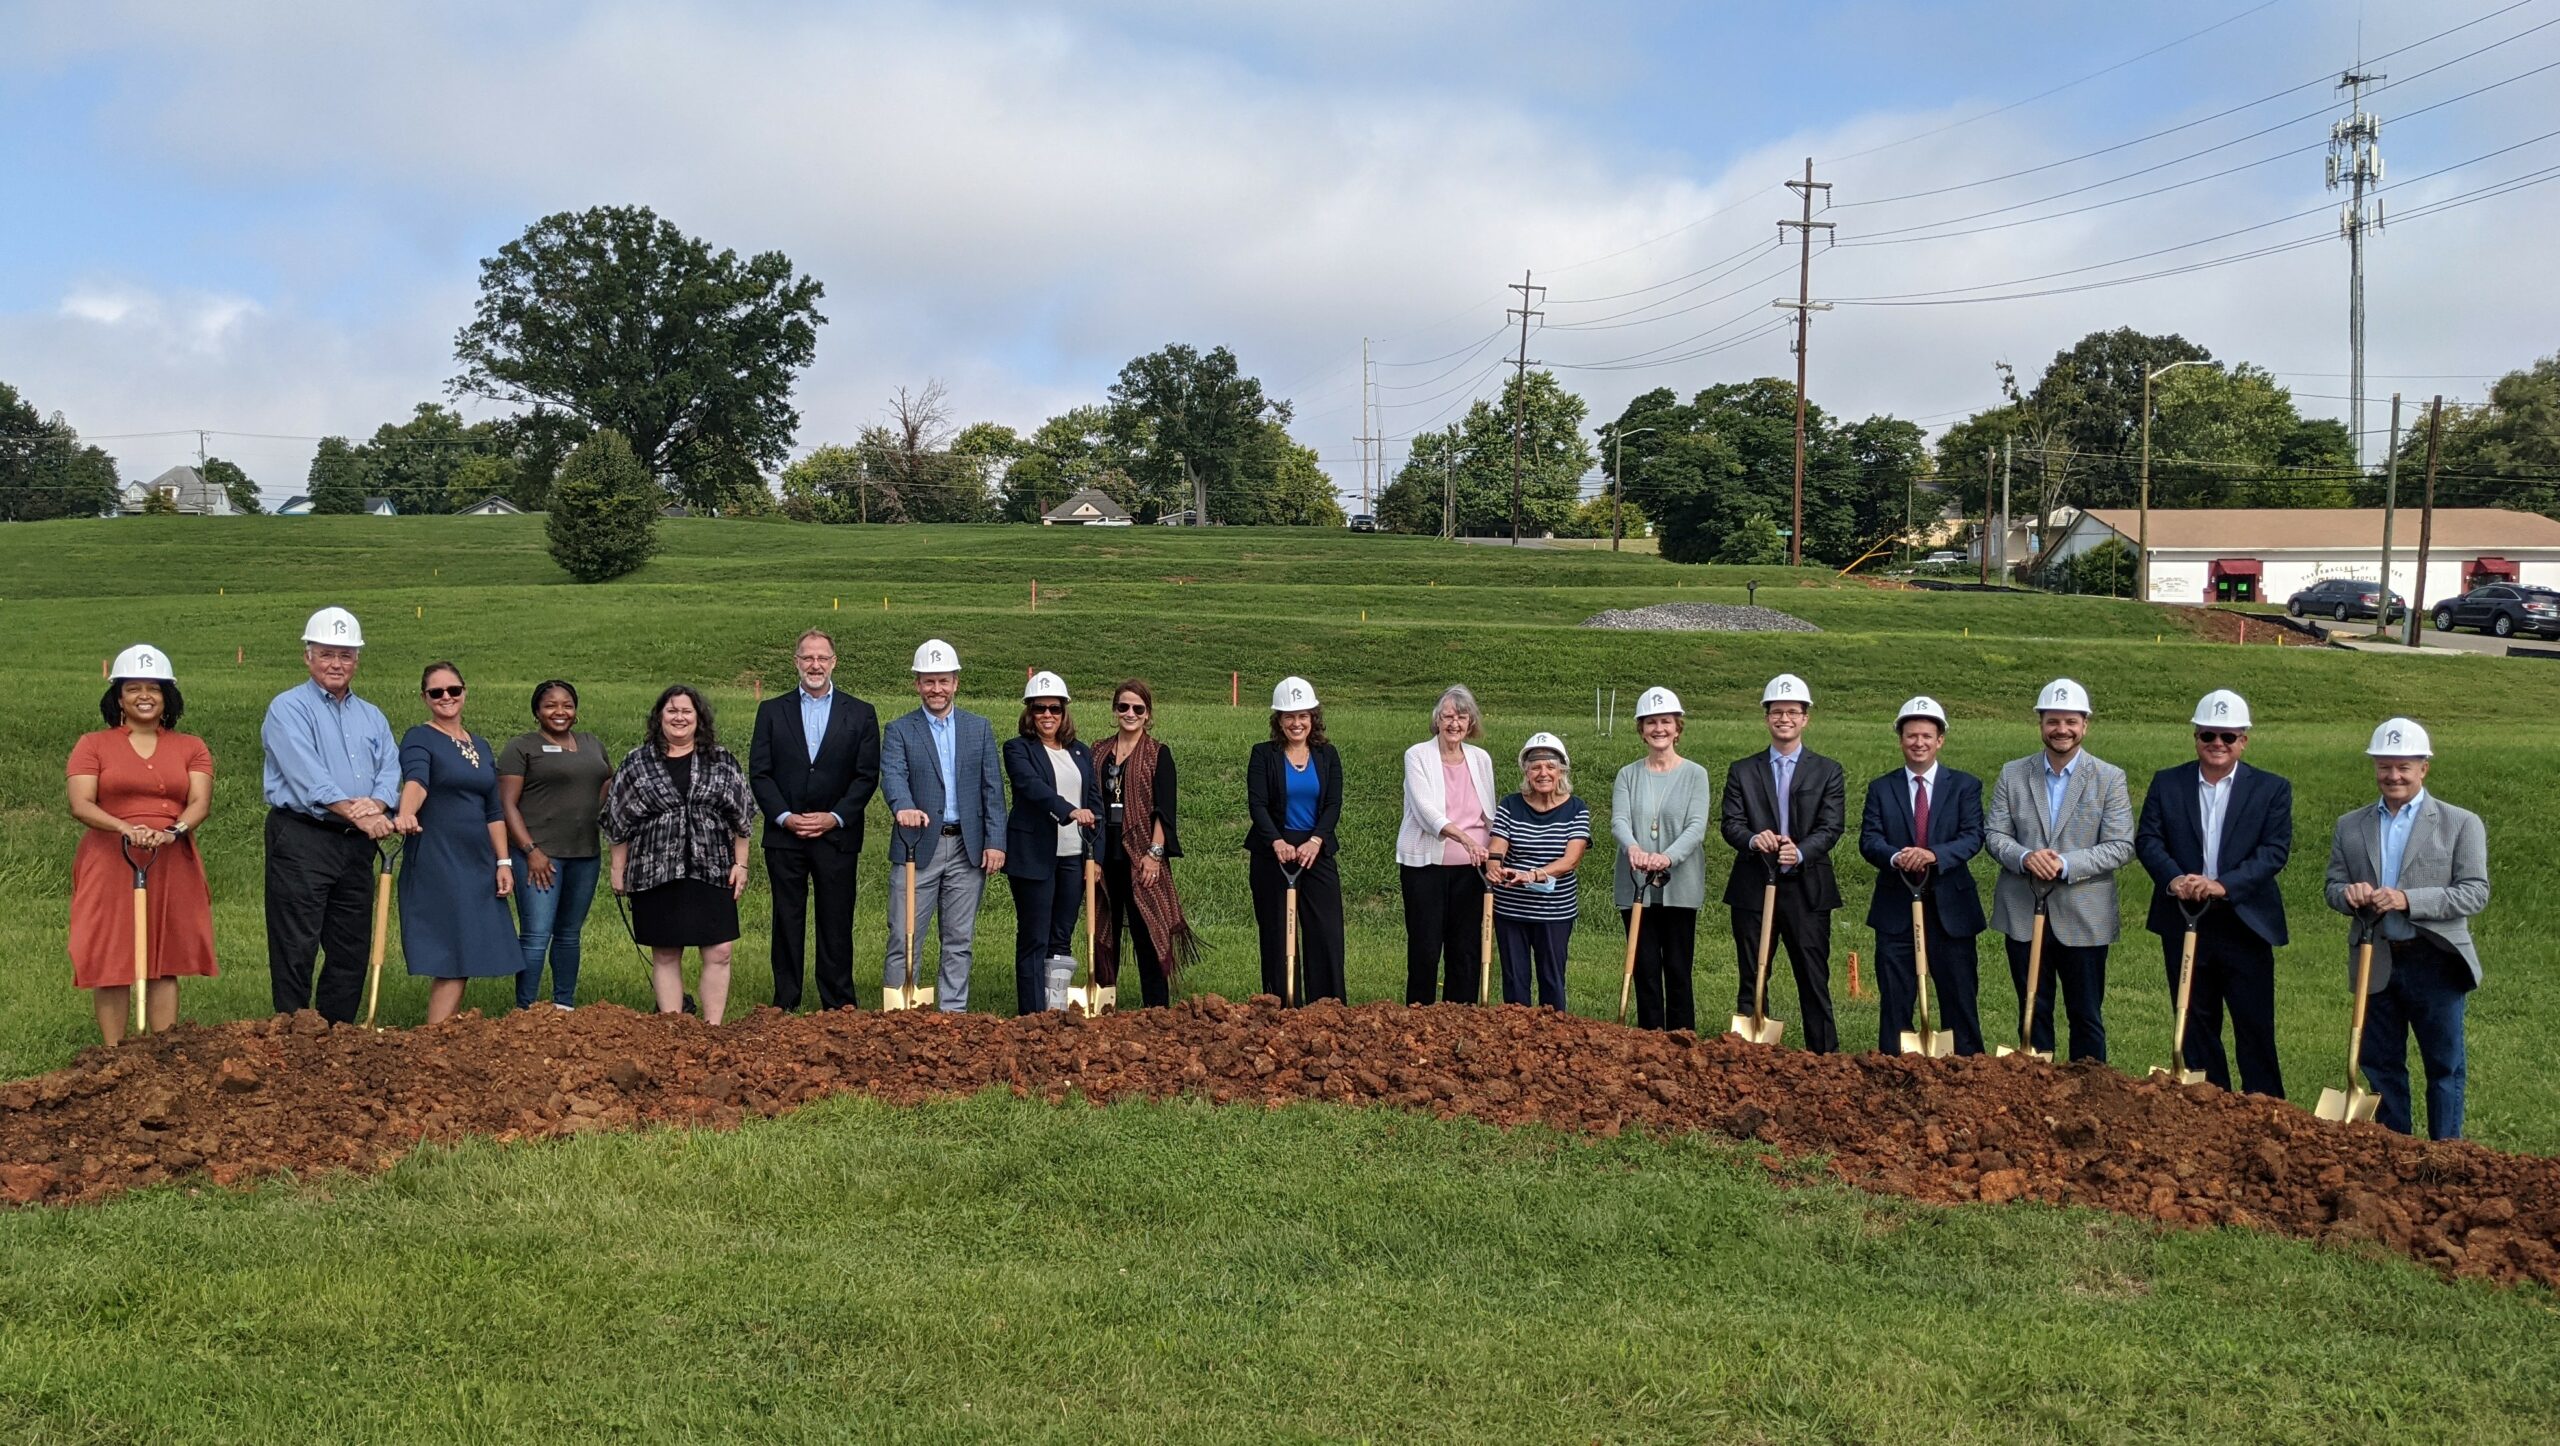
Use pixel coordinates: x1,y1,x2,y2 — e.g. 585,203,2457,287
1922,550,1963,566
2432,583,2560,639
1349,513,1377,532
2286,577,2405,623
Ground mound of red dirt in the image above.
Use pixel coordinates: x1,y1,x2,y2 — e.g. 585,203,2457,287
2,999,2551,1289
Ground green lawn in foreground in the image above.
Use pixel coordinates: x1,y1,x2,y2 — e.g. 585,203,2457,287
1,1095,2554,1445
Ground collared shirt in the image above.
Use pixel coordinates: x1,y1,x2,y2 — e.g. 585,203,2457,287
927,709,958,823
1907,764,1939,838
797,684,834,764
2377,788,2428,889
2197,767,2236,879
262,678,400,818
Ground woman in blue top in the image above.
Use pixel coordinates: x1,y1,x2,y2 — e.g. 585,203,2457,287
1487,732,1590,1010
392,661,522,1024
1244,676,1344,1004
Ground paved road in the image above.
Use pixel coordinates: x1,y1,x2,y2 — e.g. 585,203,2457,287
2327,627,2556,659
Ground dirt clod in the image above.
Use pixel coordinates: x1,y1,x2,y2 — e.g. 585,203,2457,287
1,1001,2554,1290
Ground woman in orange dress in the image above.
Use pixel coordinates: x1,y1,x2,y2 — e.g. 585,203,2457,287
66,644,217,1043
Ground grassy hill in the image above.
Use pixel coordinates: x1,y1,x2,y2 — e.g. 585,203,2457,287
2,517,2555,1441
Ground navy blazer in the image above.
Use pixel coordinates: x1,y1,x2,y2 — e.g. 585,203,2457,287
1000,734,1096,881
747,688,880,853
1857,766,1987,936
2135,760,2291,946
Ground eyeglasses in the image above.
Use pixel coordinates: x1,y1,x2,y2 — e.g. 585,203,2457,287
2194,730,2242,745
1114,702,1149,715
425,686,466,700
1028,703,1063,716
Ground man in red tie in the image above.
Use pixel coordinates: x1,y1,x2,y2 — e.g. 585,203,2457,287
1856,697,1989,1054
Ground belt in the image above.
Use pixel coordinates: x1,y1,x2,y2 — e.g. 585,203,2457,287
270,806,364,836
939,823,964,836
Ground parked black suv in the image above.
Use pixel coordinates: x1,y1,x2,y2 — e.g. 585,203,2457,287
2285,577,2404,623
2432,583,2560,639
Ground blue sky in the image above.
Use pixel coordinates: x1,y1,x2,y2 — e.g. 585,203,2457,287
6,0,2555,501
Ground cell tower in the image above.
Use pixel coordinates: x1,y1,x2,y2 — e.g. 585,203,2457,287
2328,70,2384,469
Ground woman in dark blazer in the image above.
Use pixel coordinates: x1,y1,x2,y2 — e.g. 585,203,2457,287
1245,675,1346,1004
1001,670,1096,1014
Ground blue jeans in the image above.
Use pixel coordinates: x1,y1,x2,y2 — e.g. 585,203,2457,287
2360,938,2472,1141
513,855,600,1009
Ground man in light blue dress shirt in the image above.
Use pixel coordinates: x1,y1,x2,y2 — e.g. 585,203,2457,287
880,640,1006,1009
260,606,402,1022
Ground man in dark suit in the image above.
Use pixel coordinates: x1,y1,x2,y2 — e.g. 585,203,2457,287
1717,672,1845,1053
2135,688,2292,1096
1857,696,1988,1055
748,629,880,1011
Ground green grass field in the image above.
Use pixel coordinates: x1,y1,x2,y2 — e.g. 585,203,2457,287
2,517,2555,1441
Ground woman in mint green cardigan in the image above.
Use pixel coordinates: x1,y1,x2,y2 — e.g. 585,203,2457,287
1612,686,1712,1031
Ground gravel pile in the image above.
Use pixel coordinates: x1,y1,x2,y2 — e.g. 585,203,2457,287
1581,602,1820,633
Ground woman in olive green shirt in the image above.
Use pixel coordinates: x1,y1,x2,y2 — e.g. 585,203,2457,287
497,679,611,1009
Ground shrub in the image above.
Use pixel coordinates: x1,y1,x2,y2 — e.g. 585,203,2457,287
545,430,660,582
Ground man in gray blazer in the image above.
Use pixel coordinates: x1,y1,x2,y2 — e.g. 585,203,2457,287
2324,717,2489,1141
880,639,1007,1011
1983,678,2135,1062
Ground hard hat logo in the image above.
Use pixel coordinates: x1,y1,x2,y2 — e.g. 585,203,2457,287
2387,729,2401,746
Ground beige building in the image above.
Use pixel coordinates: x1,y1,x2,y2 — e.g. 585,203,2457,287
2042,507,2560,608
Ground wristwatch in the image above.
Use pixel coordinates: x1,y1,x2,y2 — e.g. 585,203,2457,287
497,857,514,868
169,821,190,839
1148,844,1166,859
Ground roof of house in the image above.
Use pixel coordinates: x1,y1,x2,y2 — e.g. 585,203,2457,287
277,494,312,512
459,495,523,514
123,464,232,515
1043,487,1132,523
363,496,395,513
2073,507,2560,553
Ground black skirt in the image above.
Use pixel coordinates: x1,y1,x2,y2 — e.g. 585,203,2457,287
631,878,739,948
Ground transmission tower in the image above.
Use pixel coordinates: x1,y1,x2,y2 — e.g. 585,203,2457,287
1506,270,1544,546
2329,70,2384,469
1354,336,1380,511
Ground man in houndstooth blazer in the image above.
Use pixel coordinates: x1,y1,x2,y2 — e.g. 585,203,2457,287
1983,678,2136,1062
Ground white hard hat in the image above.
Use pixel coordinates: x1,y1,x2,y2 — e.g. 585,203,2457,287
1023,670,1070,701
302,606,363,648
911,638,960,673
1271,676,1319,711
1518,731,1570,768
1761,673,1811,707
2367,716,2432,757
1895,696,1946,729
109,644,175,683
2035,677,2092,714
1634,686,1683,719
2191,689,2252,730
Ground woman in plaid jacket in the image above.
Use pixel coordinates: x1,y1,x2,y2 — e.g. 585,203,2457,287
607,685,754,1022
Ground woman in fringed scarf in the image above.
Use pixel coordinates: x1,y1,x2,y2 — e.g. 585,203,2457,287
1091,678,1199,1007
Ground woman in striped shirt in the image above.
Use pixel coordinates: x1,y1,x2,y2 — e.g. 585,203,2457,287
1487,732,1590,1009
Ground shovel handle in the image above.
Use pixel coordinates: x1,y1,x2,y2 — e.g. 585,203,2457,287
362,864,393,1030
1283,885,1299,1008
1909,895,1934,1030
905,858,922,1001
2344,908,2382,1090
1479,887,1495,1005
2168,925,2200,1071
130,879,150,1036
1749,881,1779,1023
2019,912,2047,1052
1618,900,1644,1025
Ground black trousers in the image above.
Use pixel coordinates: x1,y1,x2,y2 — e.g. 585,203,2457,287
1494,916,1571,1009
1622,904,1697,1032
264,809,378,1023
1400,863,1487,1004
1250,848,1344,1005
2158,909,2283,1097
1729,877,1838,1053
1008,862,1083,1014
2005,936,2112,1062
767,833,860,1010
1100,852,1170,1009
1875,901,1982,1055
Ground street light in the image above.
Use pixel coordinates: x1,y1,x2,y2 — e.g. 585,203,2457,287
1611,426,1657,552
2138,359,2214,601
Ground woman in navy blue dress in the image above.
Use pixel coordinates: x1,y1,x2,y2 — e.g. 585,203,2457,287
393,661,522,1023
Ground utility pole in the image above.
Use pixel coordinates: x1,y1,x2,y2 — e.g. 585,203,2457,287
1772,157,1833,567
1980,450,1993,587
1506,270,1543,546
1442,445,1454,540
2330,70,2385,469
1355,337,1379,513
2374,392,2402,637
1999,434,2013,586
1610,425,1656,554
2138,358,2212,602
2408,395,2441,647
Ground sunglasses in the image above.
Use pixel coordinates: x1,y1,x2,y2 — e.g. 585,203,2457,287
425,685,466,700
2194,730,2242,745
1114,702,1149,715
1028,703,1063,715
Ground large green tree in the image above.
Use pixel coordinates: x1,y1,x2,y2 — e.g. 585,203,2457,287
451,205,825,510
2388,353,2560,519
351,402,484,516
546,430,661,582
305,437,367,514
1601,377,1903,564
997,407,1137,523
1105,344,1288,524
1374,371,1592,538
201,456,263,514
2148,364,2354,508
0,382,119,521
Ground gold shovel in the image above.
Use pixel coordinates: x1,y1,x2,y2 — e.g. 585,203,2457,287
1730,852,1784,1045
2315,910,2384,1123
1897,869,1955,1057
1478,877,1496,1006
2150,898,2210,1085
1279,859,1303,1008
1996,879,2056,1061
1069,856,1110,1017
883,831,928,1012
360,837,401,1031
121,840,158,1039
1616,869,1666,1025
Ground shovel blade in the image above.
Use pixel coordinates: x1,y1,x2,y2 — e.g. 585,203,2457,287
2148,1066,2208,1086
1727,1014,1785,1046
2315,1086,2381,1123
1993,1045,2055,1062
1898,1030,1955,1059
1096,985,1117,1014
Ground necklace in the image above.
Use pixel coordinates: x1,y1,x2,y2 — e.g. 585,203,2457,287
438,726,482,769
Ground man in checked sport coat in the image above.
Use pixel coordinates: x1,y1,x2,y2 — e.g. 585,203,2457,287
749,628,881,1011
1717,672,1846,1053
2325,716,2489,1141
1983,677,2135,1063
1858,697,1988,1055
2135,689,2292,1097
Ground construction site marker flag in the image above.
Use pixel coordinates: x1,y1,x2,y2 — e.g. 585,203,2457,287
236,646,243,664
1031,580,1039,612
833,597,839,609
1230,672,1238,707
